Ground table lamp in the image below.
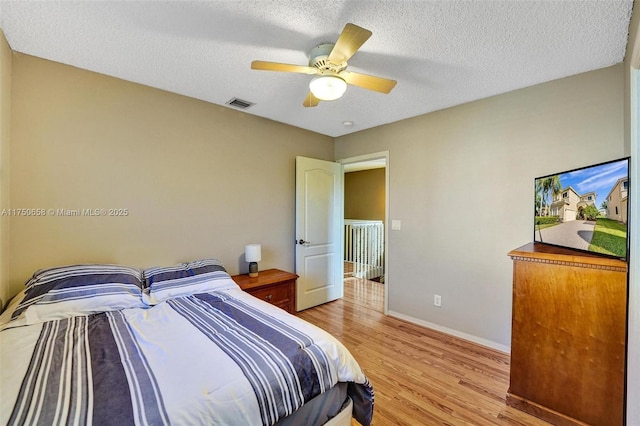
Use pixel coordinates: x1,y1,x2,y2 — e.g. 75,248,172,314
245,244,261,277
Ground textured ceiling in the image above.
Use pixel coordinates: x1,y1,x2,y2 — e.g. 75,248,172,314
0,0,634,137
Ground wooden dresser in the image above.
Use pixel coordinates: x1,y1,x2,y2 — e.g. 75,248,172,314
507,243,627,426
231,269,298,314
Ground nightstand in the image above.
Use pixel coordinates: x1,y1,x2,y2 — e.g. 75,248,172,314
231,269,298,314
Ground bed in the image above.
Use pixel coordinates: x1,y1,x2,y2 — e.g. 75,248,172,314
0,260,374,425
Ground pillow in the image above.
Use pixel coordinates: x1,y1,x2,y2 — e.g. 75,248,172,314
143,258,238,305
11,264,145,325
0,289,26,327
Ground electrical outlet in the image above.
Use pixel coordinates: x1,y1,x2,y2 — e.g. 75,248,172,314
434,294,442,307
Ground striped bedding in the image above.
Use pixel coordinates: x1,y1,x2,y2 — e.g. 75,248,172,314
0,275,374,425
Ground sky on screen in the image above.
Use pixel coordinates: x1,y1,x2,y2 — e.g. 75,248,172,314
559,159,628,208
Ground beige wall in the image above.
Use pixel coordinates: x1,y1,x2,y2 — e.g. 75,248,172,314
336,64,625,348
6,53,333,299
344,168,385,221
0,30,11,309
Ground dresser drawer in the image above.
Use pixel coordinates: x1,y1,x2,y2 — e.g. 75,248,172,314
231,269,298,314
248,284,290,305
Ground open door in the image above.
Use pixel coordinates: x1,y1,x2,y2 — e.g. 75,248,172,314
295,156,343,311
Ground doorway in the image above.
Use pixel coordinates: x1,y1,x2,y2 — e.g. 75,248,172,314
340,152,389,314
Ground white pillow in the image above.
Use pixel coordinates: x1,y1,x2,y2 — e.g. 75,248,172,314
143,259,239,305
10,264,145,326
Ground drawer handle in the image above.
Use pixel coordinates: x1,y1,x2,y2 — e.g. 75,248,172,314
265,294,273,301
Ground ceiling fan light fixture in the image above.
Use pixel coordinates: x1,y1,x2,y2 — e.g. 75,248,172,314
309,75,347,101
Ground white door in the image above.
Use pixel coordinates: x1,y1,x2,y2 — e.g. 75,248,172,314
295,156,343,311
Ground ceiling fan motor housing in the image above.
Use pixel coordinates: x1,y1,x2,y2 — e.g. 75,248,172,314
309,43,345,73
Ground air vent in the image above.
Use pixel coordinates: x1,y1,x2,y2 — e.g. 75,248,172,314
226,98,254,109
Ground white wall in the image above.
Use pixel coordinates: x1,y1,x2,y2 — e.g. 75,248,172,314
336,65,625,349
628,67,639,426
624,1,639,423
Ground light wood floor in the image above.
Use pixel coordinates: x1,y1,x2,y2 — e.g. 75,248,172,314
297,277,550,426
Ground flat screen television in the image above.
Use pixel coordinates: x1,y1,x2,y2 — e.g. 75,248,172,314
534,157,630,260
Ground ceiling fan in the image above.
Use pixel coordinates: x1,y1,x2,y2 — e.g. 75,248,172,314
251,23,397,107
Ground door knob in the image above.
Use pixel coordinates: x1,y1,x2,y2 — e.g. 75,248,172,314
298,239,310,245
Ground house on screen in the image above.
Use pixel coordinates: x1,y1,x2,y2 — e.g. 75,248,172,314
550,187,597,222
606,177,629,224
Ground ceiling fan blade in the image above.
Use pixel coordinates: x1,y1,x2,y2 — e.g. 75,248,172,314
328,23,372,64
251,60,318,75
340,70,397,94
303,92,320,107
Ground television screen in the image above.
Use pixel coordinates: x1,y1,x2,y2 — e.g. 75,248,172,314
534,157,630,260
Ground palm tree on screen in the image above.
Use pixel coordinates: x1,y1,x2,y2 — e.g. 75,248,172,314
541,175,561,216
535,179,545,216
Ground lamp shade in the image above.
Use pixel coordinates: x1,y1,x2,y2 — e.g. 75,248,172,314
245,244,262,262
309,76,347,101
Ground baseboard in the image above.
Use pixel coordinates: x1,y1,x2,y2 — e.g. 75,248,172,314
387,310,511,354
